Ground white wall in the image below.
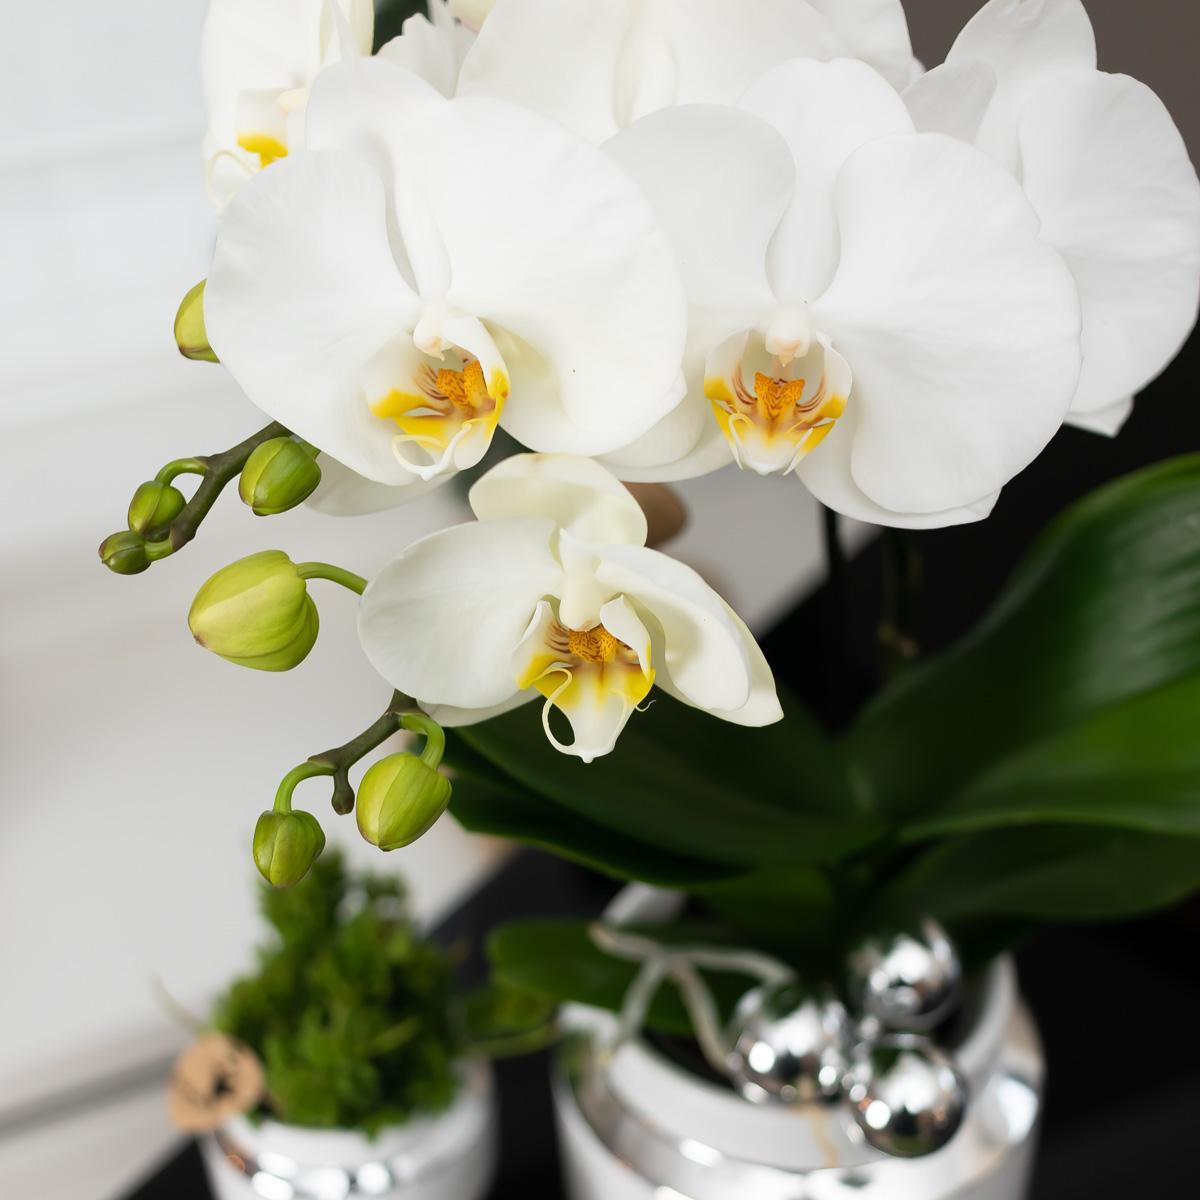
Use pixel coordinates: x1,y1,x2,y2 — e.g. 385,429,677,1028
0,7,844,1196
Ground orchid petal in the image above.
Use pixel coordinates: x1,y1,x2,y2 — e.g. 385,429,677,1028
422,691,536,729
442,94,689,452
469,454,648,547
205,150,423,485
605,105,793,328
812,132,1082,515
795,400,1002,528
378,15,466,97
308,57,688,453
805,0,918,90
458,0,843,144
903,60,999,145
1017,72,1200,421
305,455,449,516
742,59,914,305
359,517,563,710
711,605,786,728
601,105,794,480
1064,396,1136,438
945,0,1096,170
593,544,775,719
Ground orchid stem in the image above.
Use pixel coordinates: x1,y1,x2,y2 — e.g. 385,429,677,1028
138,421,290,554
820,505,851,722
879,528,922,679
309,691,418,815
401,712,446,770
273,761,336,815
296,562,369,596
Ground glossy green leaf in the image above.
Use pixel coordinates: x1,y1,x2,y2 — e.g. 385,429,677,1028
695,866,837,958
848,455,1200,819
874,827,1200,925
487,919,758,1037
454,689,877,870
449,772,740,887
902,673,1200,841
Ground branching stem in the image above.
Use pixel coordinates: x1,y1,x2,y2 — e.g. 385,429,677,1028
145,421,289,554
308,691,419,815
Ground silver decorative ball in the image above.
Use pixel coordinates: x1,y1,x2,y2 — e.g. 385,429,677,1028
845,918,962,1032
843,1035,968,1158
725,981,848,1105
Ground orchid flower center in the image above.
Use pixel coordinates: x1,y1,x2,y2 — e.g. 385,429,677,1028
361,321,510,482
512,600,656,763
705,326,852,478
234,87,306,168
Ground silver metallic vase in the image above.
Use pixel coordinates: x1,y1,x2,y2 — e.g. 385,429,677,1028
552,887,1043,1200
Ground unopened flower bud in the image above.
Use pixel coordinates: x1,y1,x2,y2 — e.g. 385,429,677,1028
128,481,186,535
174,280,219,363
239,439,322,516
253,810,325,888
188,550,318,671
99,530,150,575
356,753,452,851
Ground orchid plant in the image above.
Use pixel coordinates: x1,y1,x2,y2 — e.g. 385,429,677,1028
102,0,1200,1026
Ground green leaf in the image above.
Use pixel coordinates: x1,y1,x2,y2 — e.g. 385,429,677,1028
487,918,759,1037
874,827,1200,925
695,866,837,959
453,689,878,871
902,673,1200,841
848,455,1200,820
449,771,741,887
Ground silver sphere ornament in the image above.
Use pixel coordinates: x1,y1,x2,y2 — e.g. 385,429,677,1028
844,1035,968,1158
726,981,849,1105
846,918,962,1032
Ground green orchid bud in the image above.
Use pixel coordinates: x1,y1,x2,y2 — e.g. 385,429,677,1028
188,550,318,671
99,530,150,575
253,810,326,888
174,280,219,363
357,753,452,851
128,480,187,535
239,439,322,516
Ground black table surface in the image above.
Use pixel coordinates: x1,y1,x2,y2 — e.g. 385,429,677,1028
122,333,1200,1198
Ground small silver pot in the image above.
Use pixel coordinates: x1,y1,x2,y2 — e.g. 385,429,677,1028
202,1060,497,1200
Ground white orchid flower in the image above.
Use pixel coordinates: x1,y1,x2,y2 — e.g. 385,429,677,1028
203,56,688,496
201,0,373,204
456,0,916,144
903,0,1200,435
600,60,1084,529
358,455,781,763
378,3,477,98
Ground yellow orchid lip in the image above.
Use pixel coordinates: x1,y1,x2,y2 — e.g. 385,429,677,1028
706,344,848,477
371,358,506,455
236,132,288,167
513,607,656,762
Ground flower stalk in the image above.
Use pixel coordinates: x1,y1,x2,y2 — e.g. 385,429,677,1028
99,421,290,574
307,690,421,816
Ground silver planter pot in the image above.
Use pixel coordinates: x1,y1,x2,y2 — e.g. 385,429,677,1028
201,1060,498,1200
552,887,1044,1200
